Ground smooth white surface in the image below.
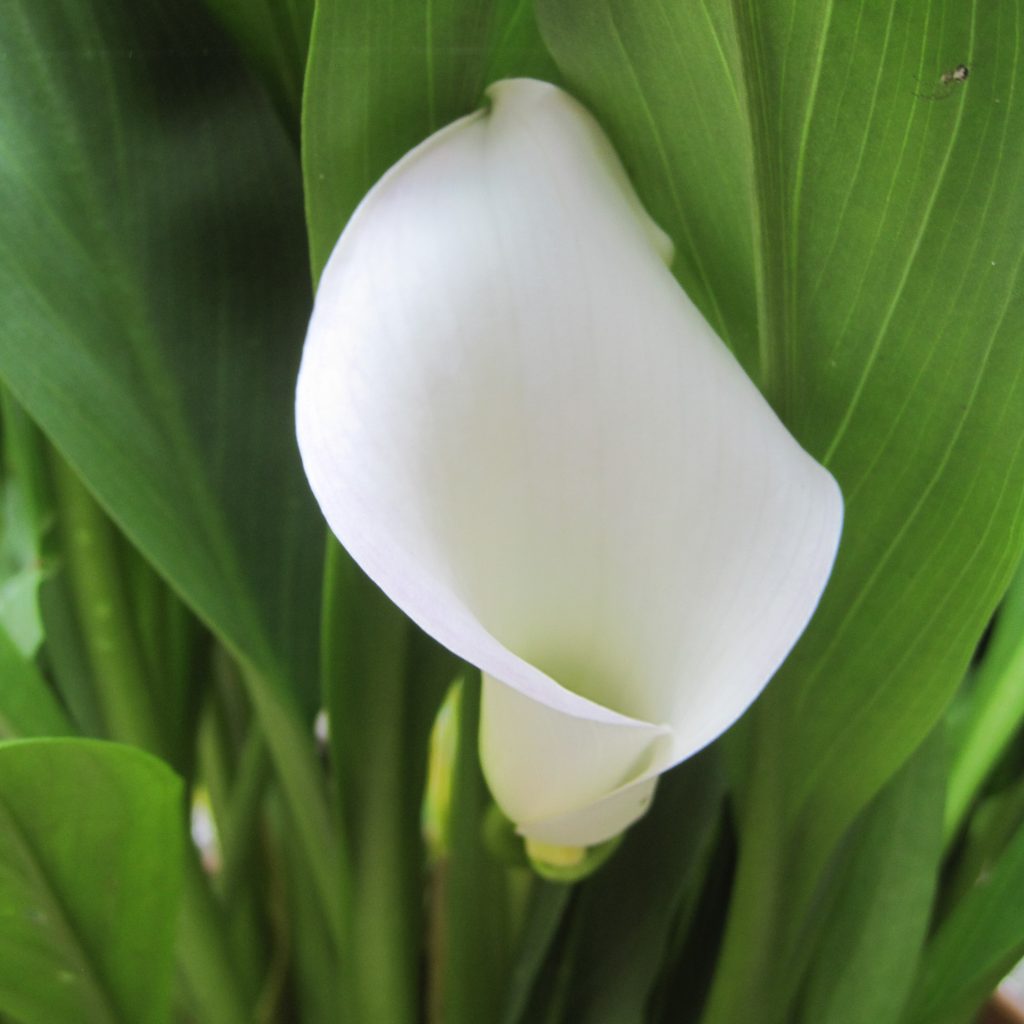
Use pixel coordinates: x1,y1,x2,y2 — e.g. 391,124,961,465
296,78,843,845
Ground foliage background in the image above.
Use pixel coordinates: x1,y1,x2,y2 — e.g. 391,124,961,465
1,0,1023,1022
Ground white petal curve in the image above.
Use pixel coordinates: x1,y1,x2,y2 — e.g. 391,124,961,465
480,673,672,837
296,78,843,846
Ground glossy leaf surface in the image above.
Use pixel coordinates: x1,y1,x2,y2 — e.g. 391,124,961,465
302,0,559,274
0,0,321,710
0,739,182,1024
798,732,946,1024
537,2,1024,1018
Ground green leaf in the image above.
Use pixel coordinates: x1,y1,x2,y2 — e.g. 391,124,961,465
501,882,573,1024
0,0,321,707
49,452,203,772
320,545,459,1024
0,478,47,658
482,0,562,89
540,0,1024,854
0,622,73,740
37,567,106,739
535,0,758,370
536,4,1024,1019
0,738,183,1024
201,0,313,128
302,0,559,276
562,751,725,1023
938,759,1024,922
798,730,947,1024
0,0,339,939
440,673,514,1024
903,809,1024,1024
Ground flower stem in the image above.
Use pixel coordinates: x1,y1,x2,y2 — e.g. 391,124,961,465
320,539,459,1023
219,724,272,903
441,672,514,1024
50,453,252,1023
321,541,417,1022
241,661,345,953
50,454,164,755
178,849,251,1024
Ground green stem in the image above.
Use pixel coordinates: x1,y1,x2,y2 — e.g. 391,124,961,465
274,794,339,1024
195,661,270,898
442,672,512,1024
699,821,785,1024
197,698,234,845
50,453,252,1022
207,630,344,968
196,698,271,990
320,539,459,1024
1,389,51,542
946,559,1024,842
50,454,163,755
322,542,417,1023
500,881,572,1024
939,764,1024,921
242,663,345,954
178,850,252,1024
220,726,272,901
700,710,822,1024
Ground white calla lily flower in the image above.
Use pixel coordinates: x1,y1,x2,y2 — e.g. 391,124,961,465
297,79,843,849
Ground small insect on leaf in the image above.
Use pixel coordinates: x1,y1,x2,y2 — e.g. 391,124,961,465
916,63,970,100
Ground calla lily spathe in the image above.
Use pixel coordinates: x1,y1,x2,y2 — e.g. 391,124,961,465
296,79,843,848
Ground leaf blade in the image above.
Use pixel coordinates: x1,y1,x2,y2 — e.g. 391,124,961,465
798,731,946,1024
536,3,1024,1021
0,622,73,740
903,811,1024,1024
0,0,322,707
0,738,182,1024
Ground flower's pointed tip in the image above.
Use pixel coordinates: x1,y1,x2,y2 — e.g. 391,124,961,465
482,76,556,106
481,77,676,267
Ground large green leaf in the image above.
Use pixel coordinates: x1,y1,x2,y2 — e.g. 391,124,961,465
0,0,340,937
537,2,1024,1019
561,752,725,1024
797,731,946,1024
534,1,758,370
0,0,320,706
0,738,182,1024
302,0,559,274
